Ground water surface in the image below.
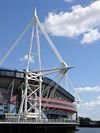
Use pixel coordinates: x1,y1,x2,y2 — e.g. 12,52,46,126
73,127,100,133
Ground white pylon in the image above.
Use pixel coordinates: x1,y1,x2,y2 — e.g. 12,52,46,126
18,9,43,121
17,9,71,122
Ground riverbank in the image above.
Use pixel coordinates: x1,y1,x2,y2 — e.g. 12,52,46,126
79,117,100,127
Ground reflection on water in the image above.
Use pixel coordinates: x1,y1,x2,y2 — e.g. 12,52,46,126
72,127,100,133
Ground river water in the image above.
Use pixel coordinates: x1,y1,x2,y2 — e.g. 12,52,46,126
69,127,100,133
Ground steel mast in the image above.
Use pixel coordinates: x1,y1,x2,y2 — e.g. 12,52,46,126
17,9,71,122
18,9,43,121
35,9,42,120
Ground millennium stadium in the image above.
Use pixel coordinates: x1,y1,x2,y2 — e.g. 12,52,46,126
0,9,78,127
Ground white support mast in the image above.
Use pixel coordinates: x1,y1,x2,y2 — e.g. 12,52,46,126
17,9,71,122
35,9,42,120
18,9,43,121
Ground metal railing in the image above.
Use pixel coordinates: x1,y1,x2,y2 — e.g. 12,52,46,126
0,117,78,124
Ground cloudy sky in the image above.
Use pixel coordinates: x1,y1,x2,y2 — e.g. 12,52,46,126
0,0,100,120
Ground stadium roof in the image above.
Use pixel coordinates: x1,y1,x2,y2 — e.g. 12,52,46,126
0,68,75,102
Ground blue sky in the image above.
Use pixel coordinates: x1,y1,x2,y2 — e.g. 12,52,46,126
0,0,100,120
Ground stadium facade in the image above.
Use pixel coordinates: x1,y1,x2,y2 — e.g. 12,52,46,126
0,68,77,122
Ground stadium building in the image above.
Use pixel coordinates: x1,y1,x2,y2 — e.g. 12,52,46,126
0,68,77,122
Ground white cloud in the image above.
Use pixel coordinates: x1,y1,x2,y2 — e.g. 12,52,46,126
97,96,100,100
75,86,100,93
64,0,73,3
79,96,100,108
81,29,100,44
44,0,100,44
20,54,34,63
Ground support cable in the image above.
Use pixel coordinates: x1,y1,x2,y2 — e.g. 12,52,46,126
67,75,81,103
38,20,68,67
0,22,31,65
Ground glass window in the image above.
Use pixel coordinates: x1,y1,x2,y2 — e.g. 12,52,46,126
0,71,6,76
20,73,24,78
9,71,14,77
5,71,12,76
16,72,21,77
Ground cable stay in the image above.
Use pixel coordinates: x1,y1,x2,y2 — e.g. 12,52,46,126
65,74,81,105
0,22,31,66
